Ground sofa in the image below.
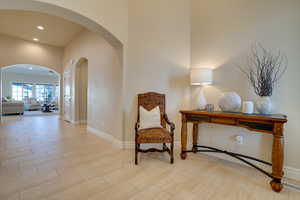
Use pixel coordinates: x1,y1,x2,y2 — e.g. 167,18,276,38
24,97,42,111
2,101,24,115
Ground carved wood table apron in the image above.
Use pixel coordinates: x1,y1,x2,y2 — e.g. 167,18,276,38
179,110,287,192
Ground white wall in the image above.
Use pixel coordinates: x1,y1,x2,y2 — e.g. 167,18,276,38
191,0,300,172
63,30,123,140
2,71,59,98
125,0,191,142
0,34,63,73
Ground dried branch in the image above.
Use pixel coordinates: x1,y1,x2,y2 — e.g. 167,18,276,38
238,43,288,97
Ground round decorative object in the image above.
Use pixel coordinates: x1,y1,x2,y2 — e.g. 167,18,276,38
218,92,242,112
256,96,272,114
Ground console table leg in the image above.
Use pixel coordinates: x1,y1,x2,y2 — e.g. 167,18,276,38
180,115,187,159
192,123,199,153
270,123,284,192
270,179,283,193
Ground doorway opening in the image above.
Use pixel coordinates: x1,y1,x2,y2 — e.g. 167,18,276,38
1,64,60,116
63,58,88,124
75,58,88,124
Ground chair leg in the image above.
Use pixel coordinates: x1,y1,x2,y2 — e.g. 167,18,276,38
135,143,138,165
170,142,174,164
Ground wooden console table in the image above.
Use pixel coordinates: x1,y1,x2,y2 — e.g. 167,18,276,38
180,110,287,192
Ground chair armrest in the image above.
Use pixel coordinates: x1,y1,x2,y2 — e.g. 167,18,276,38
163,114,175,133
135,121,140,132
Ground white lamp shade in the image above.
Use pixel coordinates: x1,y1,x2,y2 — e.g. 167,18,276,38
190,68,213,85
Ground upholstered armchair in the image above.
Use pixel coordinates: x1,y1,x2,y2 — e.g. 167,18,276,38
135,92,175,164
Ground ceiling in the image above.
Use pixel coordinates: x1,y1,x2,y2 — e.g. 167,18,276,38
0,10,85,47
3,64,59,78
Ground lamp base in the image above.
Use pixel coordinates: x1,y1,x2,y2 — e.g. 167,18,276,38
197,87,207,110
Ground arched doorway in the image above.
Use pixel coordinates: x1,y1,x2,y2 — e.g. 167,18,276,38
0,1,124,142
75,58,88,124
63,58,89,124
1,64,60,116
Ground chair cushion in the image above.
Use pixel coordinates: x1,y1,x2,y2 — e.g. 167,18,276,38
139,106,162,130
137,128,172,143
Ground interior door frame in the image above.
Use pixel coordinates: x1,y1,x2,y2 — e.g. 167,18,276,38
63,67,73,122
74,58,88,124
0,67,2,123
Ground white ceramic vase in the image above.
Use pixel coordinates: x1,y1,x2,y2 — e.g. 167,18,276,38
256,96,272,114
218,92,241,112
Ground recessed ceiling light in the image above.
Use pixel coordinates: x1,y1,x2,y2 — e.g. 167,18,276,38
33,38,39,42
37,26,45,30
29,67,33,70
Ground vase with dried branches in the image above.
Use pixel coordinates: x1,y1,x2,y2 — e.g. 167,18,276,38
239,43,287,114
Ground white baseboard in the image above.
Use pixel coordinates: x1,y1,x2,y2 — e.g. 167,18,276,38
87,126,114,141
72,120,87,124
122,141,134,149
284,166,300,181
85,128,300,181
86,127,182,150
87,126,122,148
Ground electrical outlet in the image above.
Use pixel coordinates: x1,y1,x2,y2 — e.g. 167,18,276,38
235,135,244,144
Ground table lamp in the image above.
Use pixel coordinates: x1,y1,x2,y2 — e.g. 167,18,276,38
190,68,213,110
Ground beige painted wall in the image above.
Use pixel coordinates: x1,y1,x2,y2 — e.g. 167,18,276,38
125,0,191,142
191,0,300,170
0,34,63,73
63,30,123,139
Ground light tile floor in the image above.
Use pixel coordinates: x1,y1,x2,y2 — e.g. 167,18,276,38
24,110,59,116
0,115,299,200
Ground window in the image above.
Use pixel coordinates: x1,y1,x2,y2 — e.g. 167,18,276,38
36,84,57,103
11,83,58,103
12,83,33,101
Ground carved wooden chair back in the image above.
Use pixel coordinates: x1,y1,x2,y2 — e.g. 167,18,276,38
137,92,166,128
